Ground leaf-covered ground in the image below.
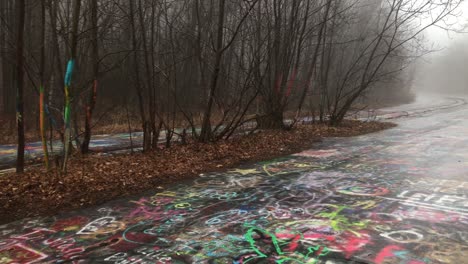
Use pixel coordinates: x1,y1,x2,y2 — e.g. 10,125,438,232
0,120,395,224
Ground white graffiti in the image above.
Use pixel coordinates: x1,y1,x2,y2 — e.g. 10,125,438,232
380,230,424,243
77,217,125,235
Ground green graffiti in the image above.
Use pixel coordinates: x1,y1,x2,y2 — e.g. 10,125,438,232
245,227,284,258
318,206,368,233
243,227,330,263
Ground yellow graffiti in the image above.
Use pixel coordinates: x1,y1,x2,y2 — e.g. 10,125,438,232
353,200,377,209
175,203,191,209
231,168,259,175
156,191,177,197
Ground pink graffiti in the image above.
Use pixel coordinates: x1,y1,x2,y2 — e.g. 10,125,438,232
11,228,55,241
128,205,187,221
396,208,460,223
376,245,427,264
43,237,85,260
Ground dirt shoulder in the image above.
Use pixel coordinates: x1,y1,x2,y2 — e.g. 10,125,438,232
0,120,396,225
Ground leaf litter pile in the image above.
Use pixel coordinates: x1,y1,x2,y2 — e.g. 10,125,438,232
0,120,395,224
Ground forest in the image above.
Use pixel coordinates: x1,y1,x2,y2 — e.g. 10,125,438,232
1,1,468,262
0,0,461,173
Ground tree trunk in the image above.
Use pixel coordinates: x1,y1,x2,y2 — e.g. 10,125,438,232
39,0,49,169
137,0,157,150
15,0,26,173
295,0,332,117
128,0,149,152
63,0,82,173
1,0,16,117
81,0,99,154
199,0,226,142
257,110,284,130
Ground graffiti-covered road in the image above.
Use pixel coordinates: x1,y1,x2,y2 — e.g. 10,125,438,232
1,96,468,264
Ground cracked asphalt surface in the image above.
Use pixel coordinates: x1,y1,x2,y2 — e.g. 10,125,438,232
0,95,467,263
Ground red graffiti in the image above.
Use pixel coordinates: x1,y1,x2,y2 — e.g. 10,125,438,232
0,243,48,264
375,245,404,264
285,68,297,98
52,216,89,231
275,74,283,94
327,232,371,259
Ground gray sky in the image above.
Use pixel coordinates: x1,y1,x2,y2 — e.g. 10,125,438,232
424,1,468,48
413,1,468,94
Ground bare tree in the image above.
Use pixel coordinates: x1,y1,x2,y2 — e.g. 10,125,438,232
199,0,259,142
81,0,99,153
325,0,463,125
15,0,26,173
39,0,49,169
62,0,82,172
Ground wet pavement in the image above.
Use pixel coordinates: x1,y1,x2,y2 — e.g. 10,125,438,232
0,132,145,171
0,96,467,263
0,132,144,171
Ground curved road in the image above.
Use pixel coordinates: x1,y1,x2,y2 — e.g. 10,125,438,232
0,95,467,263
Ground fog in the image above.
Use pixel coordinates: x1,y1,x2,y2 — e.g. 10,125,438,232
413,3,468,95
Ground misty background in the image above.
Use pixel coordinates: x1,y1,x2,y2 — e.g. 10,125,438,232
414,2,468,95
